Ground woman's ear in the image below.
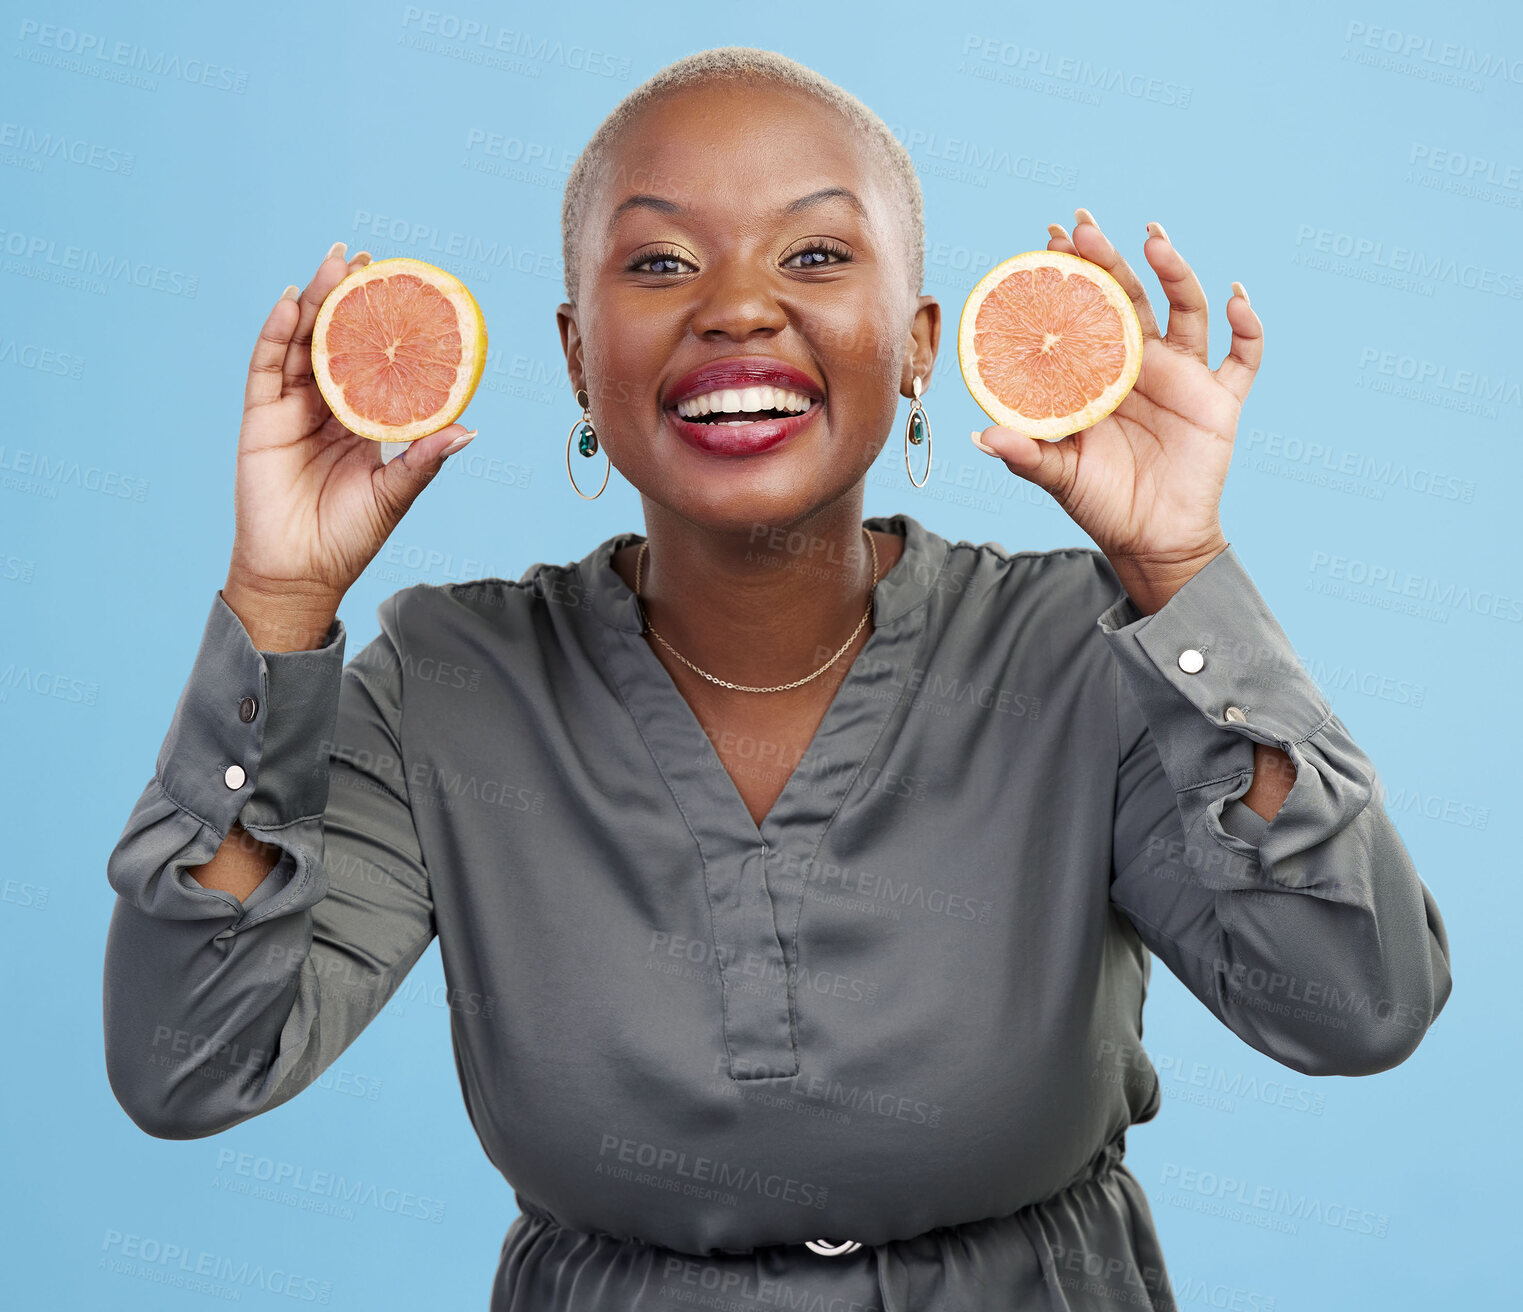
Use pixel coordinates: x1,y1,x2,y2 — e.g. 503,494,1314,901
556,301,585,395
901,293,942,396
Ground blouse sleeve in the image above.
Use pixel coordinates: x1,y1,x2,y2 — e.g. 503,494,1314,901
103,589,436,1138
1095,545,1453,1077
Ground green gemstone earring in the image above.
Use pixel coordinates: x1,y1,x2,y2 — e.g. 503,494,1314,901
905,374,931,488
566,387,610,500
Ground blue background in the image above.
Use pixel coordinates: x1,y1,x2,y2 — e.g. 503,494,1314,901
3,1,1516,1307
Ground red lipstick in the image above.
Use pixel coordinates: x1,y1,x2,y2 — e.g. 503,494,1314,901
663,356,824,457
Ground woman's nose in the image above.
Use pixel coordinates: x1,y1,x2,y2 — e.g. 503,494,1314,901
689,261,788,340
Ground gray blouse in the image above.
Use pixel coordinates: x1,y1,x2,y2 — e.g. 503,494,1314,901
103,510,1452,1312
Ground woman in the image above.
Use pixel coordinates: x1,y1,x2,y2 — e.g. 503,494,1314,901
103,47,1452,1312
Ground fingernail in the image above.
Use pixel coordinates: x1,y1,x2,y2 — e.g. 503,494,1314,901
1231,281,1250,306
326,241,348,260
352,250,373,264
280,284,300,302
971,428,996,455
1074,207,1097,229
441,429,478,456
1047,222,1069,240
1146,221,1169,243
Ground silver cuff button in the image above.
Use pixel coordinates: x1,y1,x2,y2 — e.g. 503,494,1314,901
1225,705,1247,723
224,764,247,789
1177,648,1205,674
804,1239,862,1256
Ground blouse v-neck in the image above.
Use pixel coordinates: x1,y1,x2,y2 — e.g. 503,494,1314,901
576,512,950,1079
579,513,949,854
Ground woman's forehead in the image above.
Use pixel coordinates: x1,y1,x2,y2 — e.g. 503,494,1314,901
597,80,889,217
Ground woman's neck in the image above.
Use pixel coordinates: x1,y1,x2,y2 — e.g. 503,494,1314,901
610,502,903,690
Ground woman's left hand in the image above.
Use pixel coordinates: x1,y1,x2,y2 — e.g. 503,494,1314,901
972,208,1262,611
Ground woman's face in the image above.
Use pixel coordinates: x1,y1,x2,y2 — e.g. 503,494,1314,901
557,80,940,534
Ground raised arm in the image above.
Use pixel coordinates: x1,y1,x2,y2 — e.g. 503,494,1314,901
104,590,436,1137
102,240,478,1138
968,210,1452,1073
1098,545,1452,1076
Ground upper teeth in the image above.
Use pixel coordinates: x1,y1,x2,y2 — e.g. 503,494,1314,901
675,386,813,418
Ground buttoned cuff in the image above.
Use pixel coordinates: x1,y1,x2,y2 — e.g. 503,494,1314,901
155,590,348,838
1097,544,1333,826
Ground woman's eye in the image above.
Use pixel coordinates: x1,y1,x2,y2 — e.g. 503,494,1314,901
784,243,851,269
629,250,693,275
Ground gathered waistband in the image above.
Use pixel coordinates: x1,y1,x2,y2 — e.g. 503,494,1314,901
513,1128,1127,1254
497,1129,1175,1312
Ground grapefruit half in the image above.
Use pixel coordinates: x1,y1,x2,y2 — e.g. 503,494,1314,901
311,256,487,442
958,250,1143,441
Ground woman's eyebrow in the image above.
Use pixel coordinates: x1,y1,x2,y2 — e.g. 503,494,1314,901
782,186,868,218
606,186,867,232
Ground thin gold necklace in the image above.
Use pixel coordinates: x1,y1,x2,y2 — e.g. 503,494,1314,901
633,526,880,694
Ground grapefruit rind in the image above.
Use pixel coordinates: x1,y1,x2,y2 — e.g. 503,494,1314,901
311,256,488,443
957,250,1143,441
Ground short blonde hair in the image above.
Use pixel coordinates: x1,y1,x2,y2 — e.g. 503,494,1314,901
559,47,924,306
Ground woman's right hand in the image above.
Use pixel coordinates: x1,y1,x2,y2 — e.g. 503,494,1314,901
223,242,477,641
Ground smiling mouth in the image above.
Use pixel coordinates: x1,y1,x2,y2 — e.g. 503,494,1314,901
672,386,819,425
681,407,816,425
664,385,823,457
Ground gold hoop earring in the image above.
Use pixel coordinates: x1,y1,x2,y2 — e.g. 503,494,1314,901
904,374,931,488
566,387,610,500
